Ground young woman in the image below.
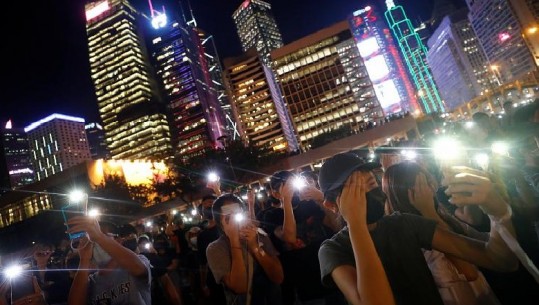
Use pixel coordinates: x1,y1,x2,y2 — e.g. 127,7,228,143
382,161,501,305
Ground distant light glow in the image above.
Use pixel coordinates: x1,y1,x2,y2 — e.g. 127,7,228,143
357,37,380,58
9,168,33,175
5,120,12,129
85,122,103,130
86,1,110,21
24,114,85,133
88,208,100,217
364,55,390,81
151,13,168,29
498,32,511,43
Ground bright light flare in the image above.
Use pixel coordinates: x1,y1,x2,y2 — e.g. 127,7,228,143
144,243,151,250
432,138,464,160
292,176,306,190
234,213,245,223
207,172,219,182
88,208,100,217
171,209,177,215
491,142,509,155
474,153,490,170
190,209,198,216
401,149,417,160
4,265,23,279
145,221,153,227
69,191,86,203
465,121,474,129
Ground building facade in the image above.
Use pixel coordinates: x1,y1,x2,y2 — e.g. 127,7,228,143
271,21,383,151
427,9,491,110
466,0,536,83
85,122,110,160
385,0,445,114
233,0,284,64
223,49,298,152
85,0,172,161
24,114,91,182
349,5,419,115
0,120,35,190
508,0,539,68
147,8,226,163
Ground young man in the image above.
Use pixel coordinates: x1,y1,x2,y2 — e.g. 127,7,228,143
67,217,152,305
206,193,283,305
317,152,518,305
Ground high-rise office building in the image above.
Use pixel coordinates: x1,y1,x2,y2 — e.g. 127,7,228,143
223,49,298,152
85,122,109,160
385,0,445,114
85,0,173,161
233,0,283,64
0,120,35,190
349,5,419,115
427,8,491,110
508,0,539,68
272,21,383,151
465,0,536,83
24,114,91,182
147,5,226,163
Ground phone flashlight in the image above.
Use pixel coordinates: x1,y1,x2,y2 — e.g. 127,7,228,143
208,172,219,182
234,213,245,223
292,176,306,190
491,141,509,156
4,264,24,279
62,190,88,241
88,208,100,218
432,137,464,160
144,243,151,250
473,153,490,171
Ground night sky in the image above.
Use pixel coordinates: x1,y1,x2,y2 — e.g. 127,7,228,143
1,0,437,128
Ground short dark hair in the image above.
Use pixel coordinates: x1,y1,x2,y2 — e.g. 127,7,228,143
118,223,137,238
212,193,245,227
269,170,293,191
202,195,217,202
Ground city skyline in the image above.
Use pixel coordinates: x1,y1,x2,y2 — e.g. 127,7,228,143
1,0,435,127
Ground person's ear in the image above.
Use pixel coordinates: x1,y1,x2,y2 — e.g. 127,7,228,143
271,189,281,199
323,199,338,213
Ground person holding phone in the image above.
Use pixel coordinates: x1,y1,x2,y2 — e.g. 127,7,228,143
206,193,283,305
66,217,152,305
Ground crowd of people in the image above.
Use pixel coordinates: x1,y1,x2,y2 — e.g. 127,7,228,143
0,99,537,305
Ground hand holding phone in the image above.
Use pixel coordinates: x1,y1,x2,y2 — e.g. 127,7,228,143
61,192,88,240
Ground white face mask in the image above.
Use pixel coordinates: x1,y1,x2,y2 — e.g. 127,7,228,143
92,243,112,267
190,237,198,248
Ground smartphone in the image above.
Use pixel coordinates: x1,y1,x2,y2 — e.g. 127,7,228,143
61,197,88,240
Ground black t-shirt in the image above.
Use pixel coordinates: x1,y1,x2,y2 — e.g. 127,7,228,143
196,226,220,265
319,212,442,305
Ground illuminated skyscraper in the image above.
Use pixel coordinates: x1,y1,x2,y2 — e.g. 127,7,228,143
427,8,490,110
146,4,226,162
223,49,298,152
85,0,172,161
0,120,34,189
465,0,537,82
349,5,419,115
385,0,445,114
233,0,283,64
24,114,91,182
272,21,383,151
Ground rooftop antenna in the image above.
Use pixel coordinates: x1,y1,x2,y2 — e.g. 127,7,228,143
186,0,197,27
147,0,165,18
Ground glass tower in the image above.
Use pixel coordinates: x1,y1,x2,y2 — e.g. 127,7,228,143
85,0,172,161
233,0,283,64
385,0,445,114
147,6,226,163
0,120,35,189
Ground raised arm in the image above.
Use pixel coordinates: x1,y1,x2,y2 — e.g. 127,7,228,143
433,167,519,272
330,172,395,305
67,216,148,277
68,237,92,305
279,179,297,245
241,222,284,284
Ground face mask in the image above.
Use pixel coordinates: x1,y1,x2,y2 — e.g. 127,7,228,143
92,243,112,267
122,239,138,252
190,237,198,248
366,187,387,224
